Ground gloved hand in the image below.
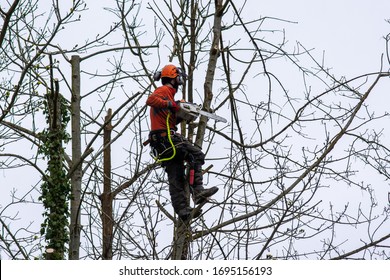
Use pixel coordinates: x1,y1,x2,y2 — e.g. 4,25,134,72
168,101,180,113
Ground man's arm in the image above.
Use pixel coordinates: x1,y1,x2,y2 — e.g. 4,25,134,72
146,92,170,108
146,92,179,112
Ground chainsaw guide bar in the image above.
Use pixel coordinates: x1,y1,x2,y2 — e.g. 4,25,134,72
177,102,227,123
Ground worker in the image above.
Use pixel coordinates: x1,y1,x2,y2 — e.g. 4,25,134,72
146,64,218,220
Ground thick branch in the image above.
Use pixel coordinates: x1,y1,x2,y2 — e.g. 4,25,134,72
0,0,20,47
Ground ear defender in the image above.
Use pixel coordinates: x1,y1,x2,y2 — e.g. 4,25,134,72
175,67,187,85
153,71,162,81
156,65,187,85
176,75,184,85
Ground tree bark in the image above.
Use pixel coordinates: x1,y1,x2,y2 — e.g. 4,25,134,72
195,0,224,148
102,109,113,260
0,0,20,48
171,177,191,260
69,55,82,260
171,220,192,260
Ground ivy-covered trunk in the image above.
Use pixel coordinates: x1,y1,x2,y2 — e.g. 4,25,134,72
39,75,71,260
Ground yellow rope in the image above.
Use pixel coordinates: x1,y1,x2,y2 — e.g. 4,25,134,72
155,112,176,162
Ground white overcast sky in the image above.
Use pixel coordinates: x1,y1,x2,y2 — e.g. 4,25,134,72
254,0,390,76
78,0,390,76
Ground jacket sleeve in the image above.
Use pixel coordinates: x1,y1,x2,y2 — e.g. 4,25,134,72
146,90,171,108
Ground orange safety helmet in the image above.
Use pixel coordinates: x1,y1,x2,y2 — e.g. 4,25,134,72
161,64,180,78
154,64,187,85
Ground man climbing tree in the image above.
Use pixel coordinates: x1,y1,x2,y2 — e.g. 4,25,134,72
145,64,218,221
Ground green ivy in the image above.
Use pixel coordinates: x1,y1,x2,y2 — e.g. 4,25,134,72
38,92,71,260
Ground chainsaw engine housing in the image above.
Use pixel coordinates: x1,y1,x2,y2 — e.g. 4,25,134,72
177,102,201,122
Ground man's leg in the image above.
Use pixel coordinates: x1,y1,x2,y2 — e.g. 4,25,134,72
165,160,192,219
179,139,219,204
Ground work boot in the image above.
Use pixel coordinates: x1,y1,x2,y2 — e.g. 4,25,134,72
193,186,219,205
177,207,202,221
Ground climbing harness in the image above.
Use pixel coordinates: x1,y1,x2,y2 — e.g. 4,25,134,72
143,112,176,162
155,112,176,162
143,111,196,187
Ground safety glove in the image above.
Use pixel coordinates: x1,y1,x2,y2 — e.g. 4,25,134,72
168,101,180,113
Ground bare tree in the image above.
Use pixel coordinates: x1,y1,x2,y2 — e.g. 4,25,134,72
1,0,389,260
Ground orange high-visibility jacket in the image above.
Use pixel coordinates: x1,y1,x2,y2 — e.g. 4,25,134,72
146,85,177,131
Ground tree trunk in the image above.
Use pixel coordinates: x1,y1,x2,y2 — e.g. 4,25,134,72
172,1,225,259
43,76,66,259
171,177,191,260
195,0,224,148
171,220,192,260
102,109,113,260
69,55,82,260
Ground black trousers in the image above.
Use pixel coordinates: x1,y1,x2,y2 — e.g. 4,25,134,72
150,133,205,214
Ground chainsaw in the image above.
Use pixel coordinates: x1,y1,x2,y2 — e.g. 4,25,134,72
177,102,227,123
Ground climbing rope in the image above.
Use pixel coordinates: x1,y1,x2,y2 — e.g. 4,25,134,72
154,111,176,162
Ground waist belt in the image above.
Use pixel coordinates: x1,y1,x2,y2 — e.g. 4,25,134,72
142,129,176,146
